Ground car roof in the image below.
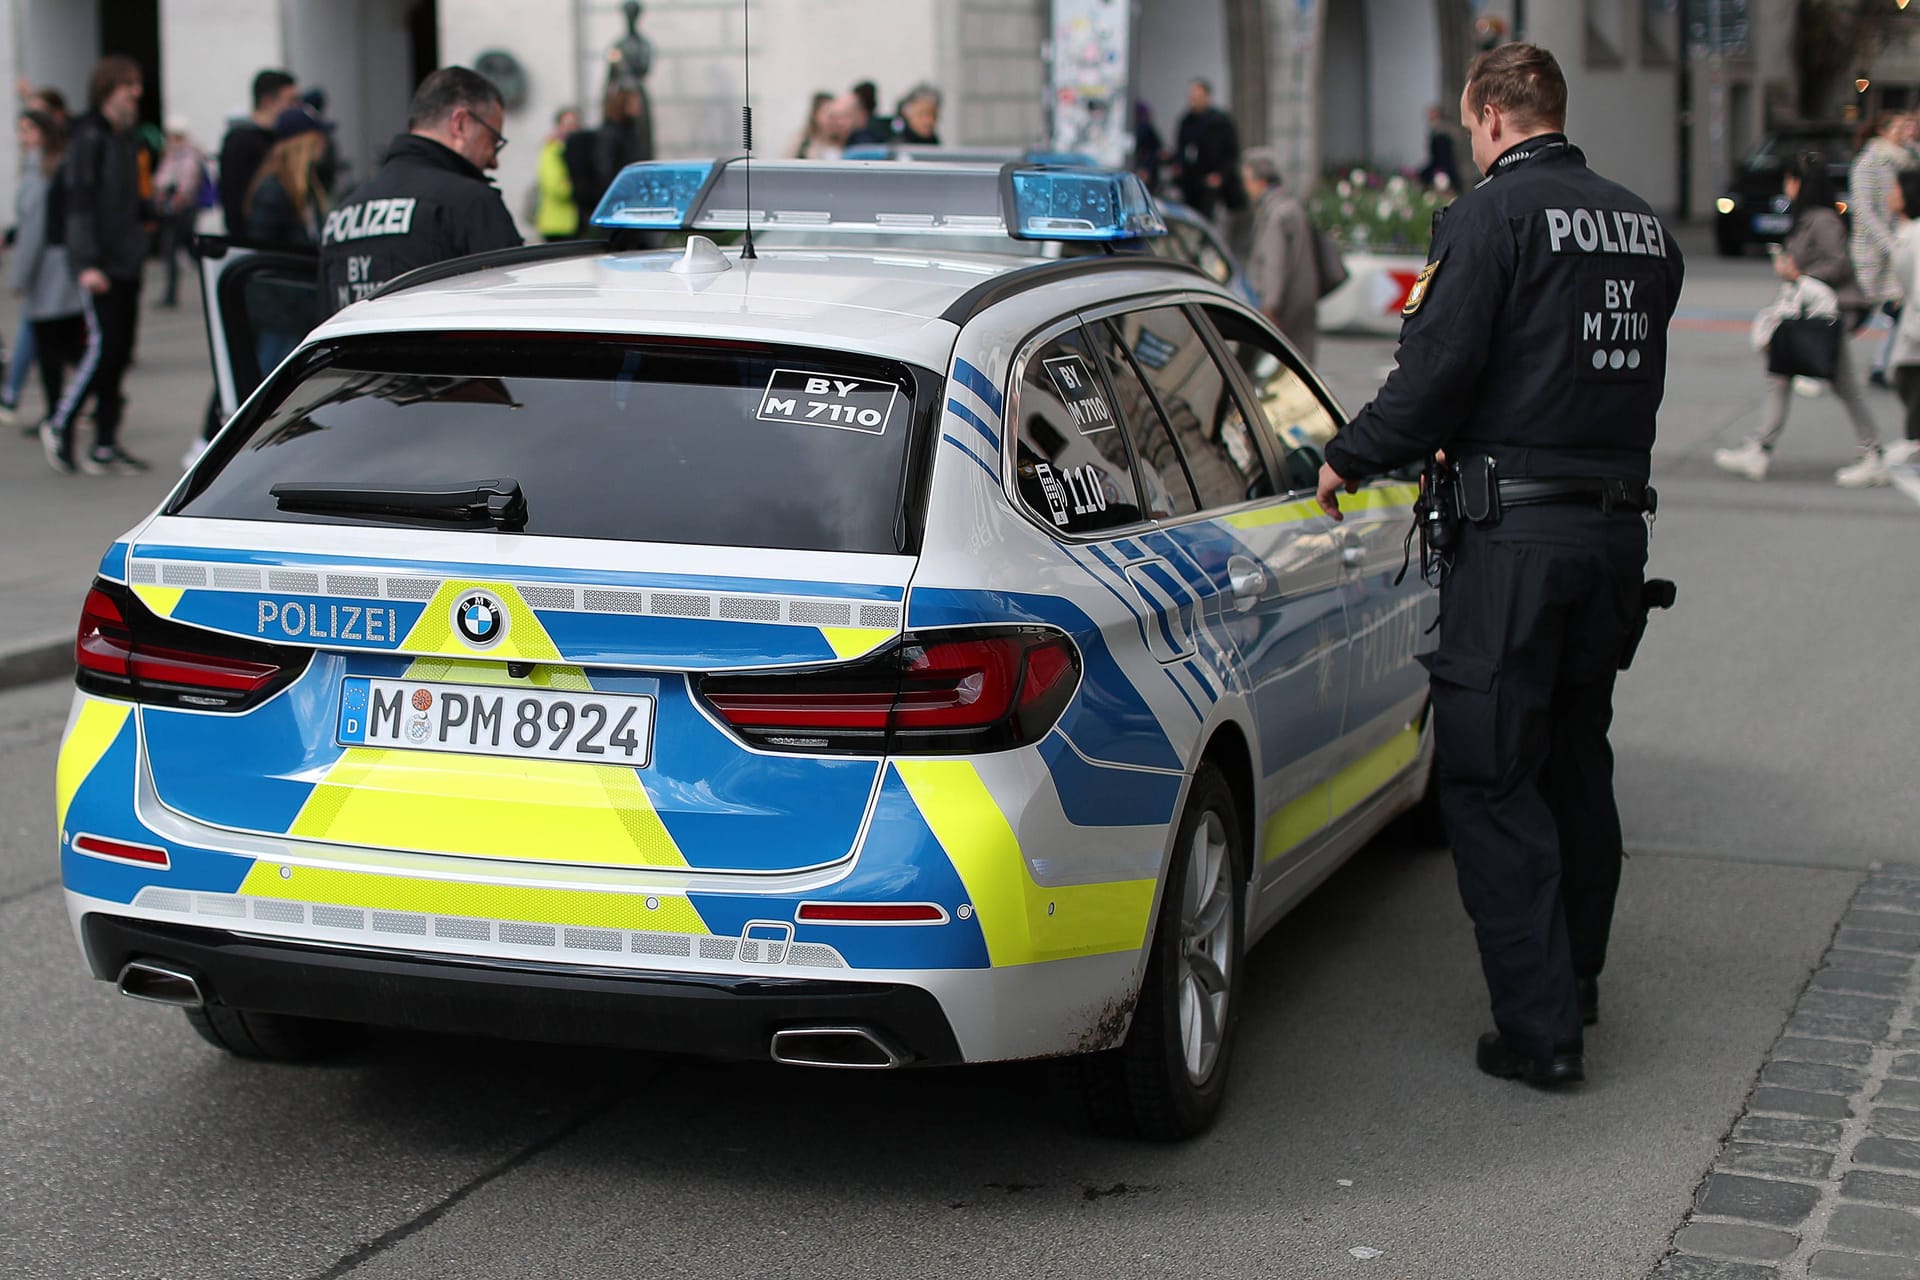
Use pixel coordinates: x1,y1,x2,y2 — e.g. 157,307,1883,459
309,244,1217,370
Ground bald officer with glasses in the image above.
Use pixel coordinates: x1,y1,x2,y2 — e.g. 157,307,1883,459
320,66,521,318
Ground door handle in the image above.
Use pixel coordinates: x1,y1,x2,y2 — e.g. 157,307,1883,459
1226,555,1267,611
1341,544,1366,568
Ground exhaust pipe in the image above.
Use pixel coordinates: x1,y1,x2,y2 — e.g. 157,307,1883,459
116,960,204,1009
769,1025,908,1070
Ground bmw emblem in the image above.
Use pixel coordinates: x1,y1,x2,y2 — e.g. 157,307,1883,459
452,592,508,650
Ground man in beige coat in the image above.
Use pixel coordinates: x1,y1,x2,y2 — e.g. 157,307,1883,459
1240,146,1319,361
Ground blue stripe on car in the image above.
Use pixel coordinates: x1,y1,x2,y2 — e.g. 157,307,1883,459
952,358,1004,418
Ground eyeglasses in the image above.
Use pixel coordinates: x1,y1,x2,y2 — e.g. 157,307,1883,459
468,111,507,154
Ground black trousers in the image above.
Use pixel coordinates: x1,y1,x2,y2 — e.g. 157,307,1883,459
1420,504,1649,1064
1893,365,1920,443
28,313,86,415
46,275,140,454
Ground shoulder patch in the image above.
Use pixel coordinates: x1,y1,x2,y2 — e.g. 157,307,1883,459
1402,261,1439,316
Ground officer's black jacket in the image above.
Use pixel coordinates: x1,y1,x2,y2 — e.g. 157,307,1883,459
318,134,522,317
1325,135,1685,485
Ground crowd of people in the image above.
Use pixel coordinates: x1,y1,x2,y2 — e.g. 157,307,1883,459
1716,108,1920,488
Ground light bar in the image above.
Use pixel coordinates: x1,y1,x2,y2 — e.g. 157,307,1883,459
590,160,716,229
589,160,1165,242
1006,167,1166,241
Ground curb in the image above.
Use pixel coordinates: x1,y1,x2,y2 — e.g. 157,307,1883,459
0,633,72,692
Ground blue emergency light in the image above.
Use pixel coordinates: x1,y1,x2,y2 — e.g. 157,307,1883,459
588,159,1164,243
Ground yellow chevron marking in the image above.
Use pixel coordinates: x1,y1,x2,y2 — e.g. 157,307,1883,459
895,759,1154,966
1223,482,1419,531
237,863,707,934
820,626,895,659
1261,783,1331,864
1263,726,1424,864
132,585,185,618
400,580,562,661
56,700,132,833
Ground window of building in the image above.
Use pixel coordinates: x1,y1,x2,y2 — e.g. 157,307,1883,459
1585,0,1628,68
1202,305,1341,494
1011,325,1148,534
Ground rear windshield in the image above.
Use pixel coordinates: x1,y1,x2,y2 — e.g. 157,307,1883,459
175,335,940,554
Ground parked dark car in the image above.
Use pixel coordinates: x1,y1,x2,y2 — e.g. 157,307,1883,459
1715,123,1855,257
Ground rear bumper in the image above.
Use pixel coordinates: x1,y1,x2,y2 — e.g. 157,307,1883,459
82,914,965,1065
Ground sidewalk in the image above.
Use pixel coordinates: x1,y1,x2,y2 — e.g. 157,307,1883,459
0,262,212,682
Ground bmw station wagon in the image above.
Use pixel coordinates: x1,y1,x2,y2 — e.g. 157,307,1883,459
57,161,1433,1139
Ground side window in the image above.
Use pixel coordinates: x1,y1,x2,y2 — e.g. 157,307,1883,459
1083,320,1198,519
1012,325,1147,534
1168,219,1234,286
1204,305,1343,494
1112,306,1269,509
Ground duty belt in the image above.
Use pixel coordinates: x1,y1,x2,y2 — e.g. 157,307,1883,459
1495,476,1657,516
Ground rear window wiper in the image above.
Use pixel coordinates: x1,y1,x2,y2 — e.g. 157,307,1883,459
269,479,527,531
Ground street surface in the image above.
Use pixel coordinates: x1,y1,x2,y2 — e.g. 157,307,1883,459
1,231,1916,1278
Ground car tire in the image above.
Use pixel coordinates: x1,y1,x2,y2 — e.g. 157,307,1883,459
1067,763,1246,1141
183,1005,364,1061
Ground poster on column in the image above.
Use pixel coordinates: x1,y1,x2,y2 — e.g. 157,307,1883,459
1048,0,1133,170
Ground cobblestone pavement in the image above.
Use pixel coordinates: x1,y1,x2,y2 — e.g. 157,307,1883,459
1658,871,1920,1279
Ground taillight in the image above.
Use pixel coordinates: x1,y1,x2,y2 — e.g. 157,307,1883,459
75,580,308,711
699,627,1080,755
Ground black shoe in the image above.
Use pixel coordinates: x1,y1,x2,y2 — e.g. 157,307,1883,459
1578,977,1599,1027
1476,1032,1584,1086
1870,368,1891,389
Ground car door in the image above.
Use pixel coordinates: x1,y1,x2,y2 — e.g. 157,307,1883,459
195,234,321,421
1089,302,1351,878
1199,302,1436,822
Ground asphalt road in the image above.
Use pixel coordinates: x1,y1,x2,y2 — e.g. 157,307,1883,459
2,231,1914,1279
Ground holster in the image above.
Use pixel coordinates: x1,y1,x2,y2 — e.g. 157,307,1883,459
1618,578,1677,671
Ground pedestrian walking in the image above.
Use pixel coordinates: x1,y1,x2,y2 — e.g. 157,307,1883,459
1315,42,1685,1087
218,69,299,237
847,80,889,146
1240,146,1319,362
319,66,521,317
8,110,85,432
1884,167,1920,467
1171,79,1245,220
153,116,209,308
1713,153,1889,487
41,55,153,476
534,107,580,239
1134,101,1164,194
1419,104,1460,190
1849,111,1913,386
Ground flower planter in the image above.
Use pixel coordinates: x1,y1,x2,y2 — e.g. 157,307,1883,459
1317,249,1430,335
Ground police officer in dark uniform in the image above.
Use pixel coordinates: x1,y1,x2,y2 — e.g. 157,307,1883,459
1314,43,1684,1086
319,67,522,317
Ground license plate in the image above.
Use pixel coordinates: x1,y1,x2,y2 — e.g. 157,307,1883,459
1752,213,1791,234
336,677,654,767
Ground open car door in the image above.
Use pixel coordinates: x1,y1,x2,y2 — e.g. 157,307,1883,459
194,235,322,421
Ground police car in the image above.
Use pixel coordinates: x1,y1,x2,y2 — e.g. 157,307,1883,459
58,160,1433,1139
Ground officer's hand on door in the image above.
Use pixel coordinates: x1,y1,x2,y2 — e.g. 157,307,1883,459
1315,461,1358,520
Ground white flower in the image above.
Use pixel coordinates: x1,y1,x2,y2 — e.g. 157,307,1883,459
1341,201,1355,217
1434,171,1452,191
1377,198,1393,220
1336,180,1353,198
1386,175,1410,195
1349,167,1367,185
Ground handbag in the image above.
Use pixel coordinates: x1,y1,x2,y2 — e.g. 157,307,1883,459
1766,315,1842,380
1312,226,1349,299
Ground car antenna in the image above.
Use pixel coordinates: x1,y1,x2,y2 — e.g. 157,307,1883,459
738,0,757,260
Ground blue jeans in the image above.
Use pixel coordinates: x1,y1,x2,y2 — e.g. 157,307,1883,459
4,321,34,407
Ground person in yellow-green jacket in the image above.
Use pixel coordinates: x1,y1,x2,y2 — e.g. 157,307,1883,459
535,106,581,240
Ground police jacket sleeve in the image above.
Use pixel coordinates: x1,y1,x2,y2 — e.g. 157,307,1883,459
63,127,105,277
1324,199,1516,480
464,186,524,256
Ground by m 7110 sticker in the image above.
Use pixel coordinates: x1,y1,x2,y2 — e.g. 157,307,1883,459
757,369,902,435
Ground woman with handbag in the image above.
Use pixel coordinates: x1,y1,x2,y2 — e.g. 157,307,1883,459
1715,153,1890,486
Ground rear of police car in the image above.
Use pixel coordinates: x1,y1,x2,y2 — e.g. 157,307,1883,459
57,163,1148,1087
